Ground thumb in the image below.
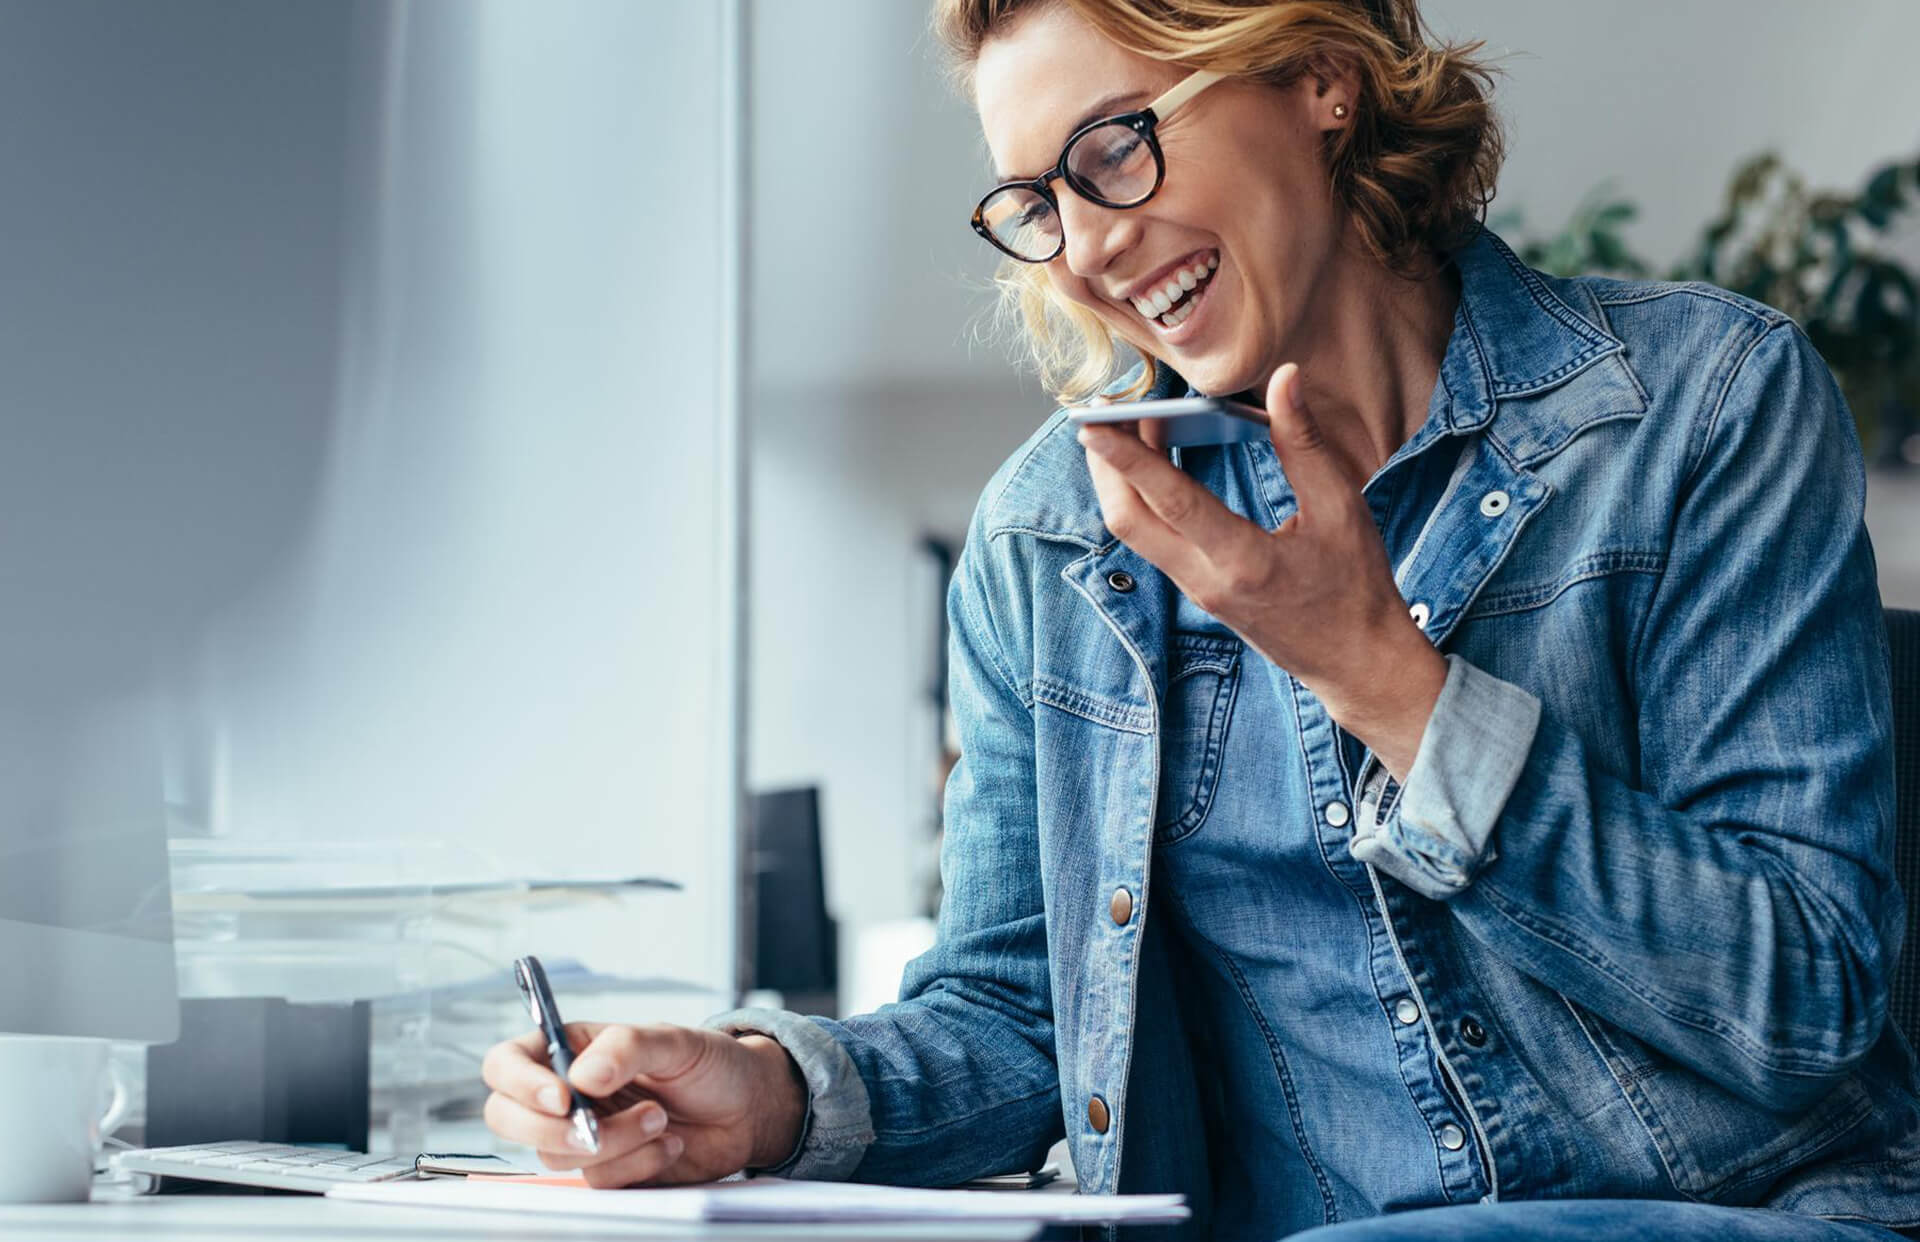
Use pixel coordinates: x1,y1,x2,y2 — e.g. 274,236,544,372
1264,362,1346,510
570,1023,704,1095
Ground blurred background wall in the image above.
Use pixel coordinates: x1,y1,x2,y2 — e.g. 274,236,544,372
0,0,742,1013
743,0,1920,1010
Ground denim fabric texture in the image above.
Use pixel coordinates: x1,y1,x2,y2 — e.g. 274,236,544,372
706,227,1920,1237
1285,1199,1914,1241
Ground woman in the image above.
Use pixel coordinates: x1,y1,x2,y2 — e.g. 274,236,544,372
481,1,1920,1237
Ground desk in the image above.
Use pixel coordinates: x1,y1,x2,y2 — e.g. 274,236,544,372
0,1179,1039,1241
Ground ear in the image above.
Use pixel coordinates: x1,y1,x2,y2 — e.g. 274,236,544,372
1302,53,1360,130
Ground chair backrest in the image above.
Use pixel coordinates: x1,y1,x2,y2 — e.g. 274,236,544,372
1886,608,1920,1051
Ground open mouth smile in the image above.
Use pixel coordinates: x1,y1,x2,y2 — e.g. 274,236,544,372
1128,250,1220,331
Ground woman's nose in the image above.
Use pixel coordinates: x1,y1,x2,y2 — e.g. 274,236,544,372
1054,185,1138,277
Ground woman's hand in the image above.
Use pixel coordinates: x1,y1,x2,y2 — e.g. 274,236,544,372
1077,362,1447,779
481,1022,807,1188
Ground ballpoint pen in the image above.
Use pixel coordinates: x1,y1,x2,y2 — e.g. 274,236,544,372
512,954,601,1157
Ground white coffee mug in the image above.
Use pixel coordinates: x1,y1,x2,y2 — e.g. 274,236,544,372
0,1036,130,1203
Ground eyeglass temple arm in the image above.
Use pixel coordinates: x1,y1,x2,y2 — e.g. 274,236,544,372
1147,69,1224,119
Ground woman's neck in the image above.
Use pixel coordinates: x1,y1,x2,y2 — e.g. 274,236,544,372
1282,235,1461,485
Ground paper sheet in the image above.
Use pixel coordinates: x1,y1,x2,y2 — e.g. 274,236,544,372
329,1176,1189,1225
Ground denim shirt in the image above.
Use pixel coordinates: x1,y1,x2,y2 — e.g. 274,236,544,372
1142,437,1498,1241
712,228,1920,1235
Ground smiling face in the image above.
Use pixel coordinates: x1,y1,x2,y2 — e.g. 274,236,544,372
973,2,1350,398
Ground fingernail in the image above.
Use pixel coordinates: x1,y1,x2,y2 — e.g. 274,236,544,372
664,1135,685,1161
566,1124,595,1153
537,1086,564,1114
1076,428,1093,446
1284,363,1303,405
641,1108,667,1137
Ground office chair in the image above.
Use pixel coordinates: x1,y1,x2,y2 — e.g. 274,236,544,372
1887,607,1920,1051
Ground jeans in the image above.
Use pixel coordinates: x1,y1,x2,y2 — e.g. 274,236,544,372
1284,1201,1915,1241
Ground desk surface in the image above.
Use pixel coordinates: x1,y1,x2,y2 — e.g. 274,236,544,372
0,1181,1038,1241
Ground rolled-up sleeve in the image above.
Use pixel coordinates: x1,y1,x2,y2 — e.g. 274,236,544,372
702,1006,874,1180
1349,652,1542,898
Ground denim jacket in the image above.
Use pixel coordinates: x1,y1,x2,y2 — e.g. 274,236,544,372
713,228,1920,1233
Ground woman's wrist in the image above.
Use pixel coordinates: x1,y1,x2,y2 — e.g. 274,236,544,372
1318,625,1449,783
737,1033,809,1170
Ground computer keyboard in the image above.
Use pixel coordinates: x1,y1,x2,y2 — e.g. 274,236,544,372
114,1142,422,1193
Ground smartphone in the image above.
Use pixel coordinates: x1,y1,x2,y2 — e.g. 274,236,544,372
1068,395,1268,447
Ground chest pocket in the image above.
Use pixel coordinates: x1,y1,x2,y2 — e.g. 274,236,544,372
1155,632,1242,845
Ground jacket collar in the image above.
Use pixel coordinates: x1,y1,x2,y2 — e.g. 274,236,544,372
985,226,1647,546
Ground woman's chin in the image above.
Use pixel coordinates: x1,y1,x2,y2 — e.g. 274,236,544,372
1169,355,1255,401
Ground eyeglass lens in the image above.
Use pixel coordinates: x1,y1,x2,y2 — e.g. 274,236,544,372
979,119,1159,261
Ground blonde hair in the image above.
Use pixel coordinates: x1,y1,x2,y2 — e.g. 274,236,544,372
935,0,1504,404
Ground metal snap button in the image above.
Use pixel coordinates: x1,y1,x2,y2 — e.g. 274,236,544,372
1324,801,1351,828
1109,887,1133,926
1409,602,1430,629
1461,1017,1488,1047
1106,570,1136,593
1479,490,1511,517
1394,998,1420,1025
1088,1095,1111,1134
1438,1122,1466,1151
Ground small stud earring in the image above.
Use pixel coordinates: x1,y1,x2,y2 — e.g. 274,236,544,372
1333,103,1350,120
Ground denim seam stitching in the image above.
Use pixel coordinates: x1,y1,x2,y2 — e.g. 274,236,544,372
1492,344,1616,397
1626,320,1782,716
1033,674,1153,734
988,522,1103,552
1473,877,1845,1076
1156,653,1240,844
959,561,1030,709
1691,320,1784,496
860,1082,1062,1140
1284,677,1467,1204
1489,234,1619,356
1593,283,1794,329
1581,288,1654,408
1467,551,1667,618
983,412,1073,532
1559,994,1694,1198
1187,924,1342,1223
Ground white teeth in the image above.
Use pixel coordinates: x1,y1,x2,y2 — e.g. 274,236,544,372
1131,252,1220,325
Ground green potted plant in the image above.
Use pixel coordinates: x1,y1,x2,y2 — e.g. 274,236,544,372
1497,153,1920,463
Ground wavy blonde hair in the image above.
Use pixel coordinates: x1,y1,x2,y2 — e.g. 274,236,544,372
935,0,1504,404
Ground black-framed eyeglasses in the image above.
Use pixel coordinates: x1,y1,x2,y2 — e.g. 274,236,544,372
970,69,1224,264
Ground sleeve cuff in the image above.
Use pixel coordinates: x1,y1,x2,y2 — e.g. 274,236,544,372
703,1006,874,1180
1349,653,1541,899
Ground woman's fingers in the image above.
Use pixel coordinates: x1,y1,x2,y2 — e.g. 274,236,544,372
483,1090,671,1168
581,1132,687,1189
480,1023,605,1115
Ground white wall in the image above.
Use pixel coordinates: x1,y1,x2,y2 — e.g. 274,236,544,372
1431,0,1920,267
189,1,741,993
746,1,1920,983
746,0,1037,942
0,0,743,1000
